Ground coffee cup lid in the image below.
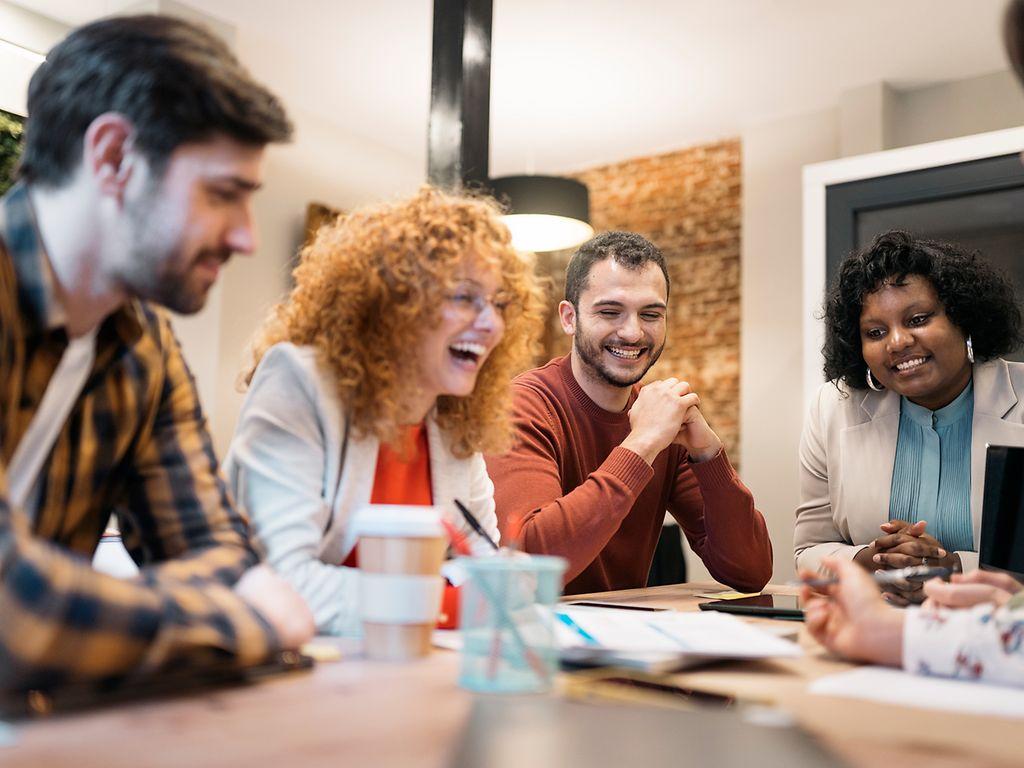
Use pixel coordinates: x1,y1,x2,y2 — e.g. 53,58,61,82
351,504,444,538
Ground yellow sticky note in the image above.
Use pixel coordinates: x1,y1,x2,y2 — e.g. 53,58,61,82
694,590,761,600
301,642,343,662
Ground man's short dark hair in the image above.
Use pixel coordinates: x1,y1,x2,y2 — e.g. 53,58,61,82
1005,0,1024,86
18,14,293,187
564,231,670,306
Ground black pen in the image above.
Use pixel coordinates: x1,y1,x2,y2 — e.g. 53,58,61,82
454,499,500,551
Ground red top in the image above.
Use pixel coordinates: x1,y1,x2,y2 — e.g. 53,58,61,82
485,355,773,595
341,424,432,568
370,424,433,506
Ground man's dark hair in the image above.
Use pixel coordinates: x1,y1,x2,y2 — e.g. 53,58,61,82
18,14,292,187
822,230,1023,389
564,231,670,306
1005,0,1024,86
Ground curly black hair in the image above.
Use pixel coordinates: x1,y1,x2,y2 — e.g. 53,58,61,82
822,230,1022,389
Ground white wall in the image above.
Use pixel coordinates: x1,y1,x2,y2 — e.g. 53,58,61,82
0,3,61,115
740,69,1024,583
892,70,1024,149
739,109,840,585
839,82,897,158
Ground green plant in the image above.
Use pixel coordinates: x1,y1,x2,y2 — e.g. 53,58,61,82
0,110,25,197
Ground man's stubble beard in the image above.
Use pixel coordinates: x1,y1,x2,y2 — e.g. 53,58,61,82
119,183,221,316
572,318,665,389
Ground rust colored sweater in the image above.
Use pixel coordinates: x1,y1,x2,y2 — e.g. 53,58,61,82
485,355,773,595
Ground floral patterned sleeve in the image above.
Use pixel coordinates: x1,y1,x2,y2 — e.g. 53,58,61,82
903,592,1024,686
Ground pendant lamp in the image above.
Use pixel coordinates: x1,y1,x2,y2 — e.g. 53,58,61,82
428,0,593,253
488,175,594,252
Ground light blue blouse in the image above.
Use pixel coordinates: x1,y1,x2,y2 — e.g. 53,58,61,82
888,380,974,552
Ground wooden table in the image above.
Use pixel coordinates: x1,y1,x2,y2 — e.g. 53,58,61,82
3,582,1021,767
576,583,1024,768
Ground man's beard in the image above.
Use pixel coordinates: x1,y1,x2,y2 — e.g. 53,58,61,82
573,320,664,388
124,254,221,315
119,184,227,315
119,205,228,317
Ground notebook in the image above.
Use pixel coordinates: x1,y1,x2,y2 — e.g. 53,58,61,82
554,605,802,673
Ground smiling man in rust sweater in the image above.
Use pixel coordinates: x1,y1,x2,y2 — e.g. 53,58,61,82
486,232,772,595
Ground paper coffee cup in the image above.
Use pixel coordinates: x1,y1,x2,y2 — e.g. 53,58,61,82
352,505,446,661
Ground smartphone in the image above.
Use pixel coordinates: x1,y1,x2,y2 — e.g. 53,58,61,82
698,594,803,620
565,600,670,612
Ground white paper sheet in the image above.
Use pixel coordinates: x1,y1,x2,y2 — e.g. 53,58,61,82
432,629,463,650
435,607,802,672
810,666,1024,719
555,606,802,659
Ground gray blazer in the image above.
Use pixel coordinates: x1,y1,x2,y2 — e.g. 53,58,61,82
795,359,1024,573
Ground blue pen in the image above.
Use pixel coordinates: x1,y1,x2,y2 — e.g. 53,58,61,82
556,611,599,645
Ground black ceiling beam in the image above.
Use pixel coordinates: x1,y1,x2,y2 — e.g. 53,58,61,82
427,0,492,190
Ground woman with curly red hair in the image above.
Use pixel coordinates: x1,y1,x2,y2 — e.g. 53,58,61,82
224,187,544,635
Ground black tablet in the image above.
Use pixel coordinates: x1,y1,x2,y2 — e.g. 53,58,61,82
980,444,1024,578
697,594,803,620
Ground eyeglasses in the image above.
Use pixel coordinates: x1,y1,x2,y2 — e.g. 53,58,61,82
446,289,511,317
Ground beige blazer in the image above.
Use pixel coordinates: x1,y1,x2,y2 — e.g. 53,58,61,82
795,359,1024,573
223,343,499,636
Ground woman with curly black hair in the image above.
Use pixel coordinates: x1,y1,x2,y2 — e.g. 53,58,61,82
795,230,1024,604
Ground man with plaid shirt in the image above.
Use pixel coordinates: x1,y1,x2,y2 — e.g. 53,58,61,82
0,14,314,691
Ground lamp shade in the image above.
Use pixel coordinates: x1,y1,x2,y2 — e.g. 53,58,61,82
488,175,594,252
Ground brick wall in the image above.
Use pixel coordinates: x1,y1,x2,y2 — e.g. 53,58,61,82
535,139,742,464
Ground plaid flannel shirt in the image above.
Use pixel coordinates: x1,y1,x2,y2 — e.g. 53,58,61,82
0,183,277,691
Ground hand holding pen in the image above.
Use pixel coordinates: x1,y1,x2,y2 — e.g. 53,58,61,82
798,564,955,589
800,557,906,667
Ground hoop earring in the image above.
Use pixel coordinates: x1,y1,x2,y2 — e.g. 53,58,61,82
866,368,884,392
966,335,975,364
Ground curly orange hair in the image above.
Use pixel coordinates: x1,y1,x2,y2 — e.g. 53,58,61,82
243,186,545,458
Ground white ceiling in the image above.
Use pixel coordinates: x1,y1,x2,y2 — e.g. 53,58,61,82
10,0,1016,175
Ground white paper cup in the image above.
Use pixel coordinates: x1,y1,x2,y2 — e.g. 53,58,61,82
352,505,446,661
